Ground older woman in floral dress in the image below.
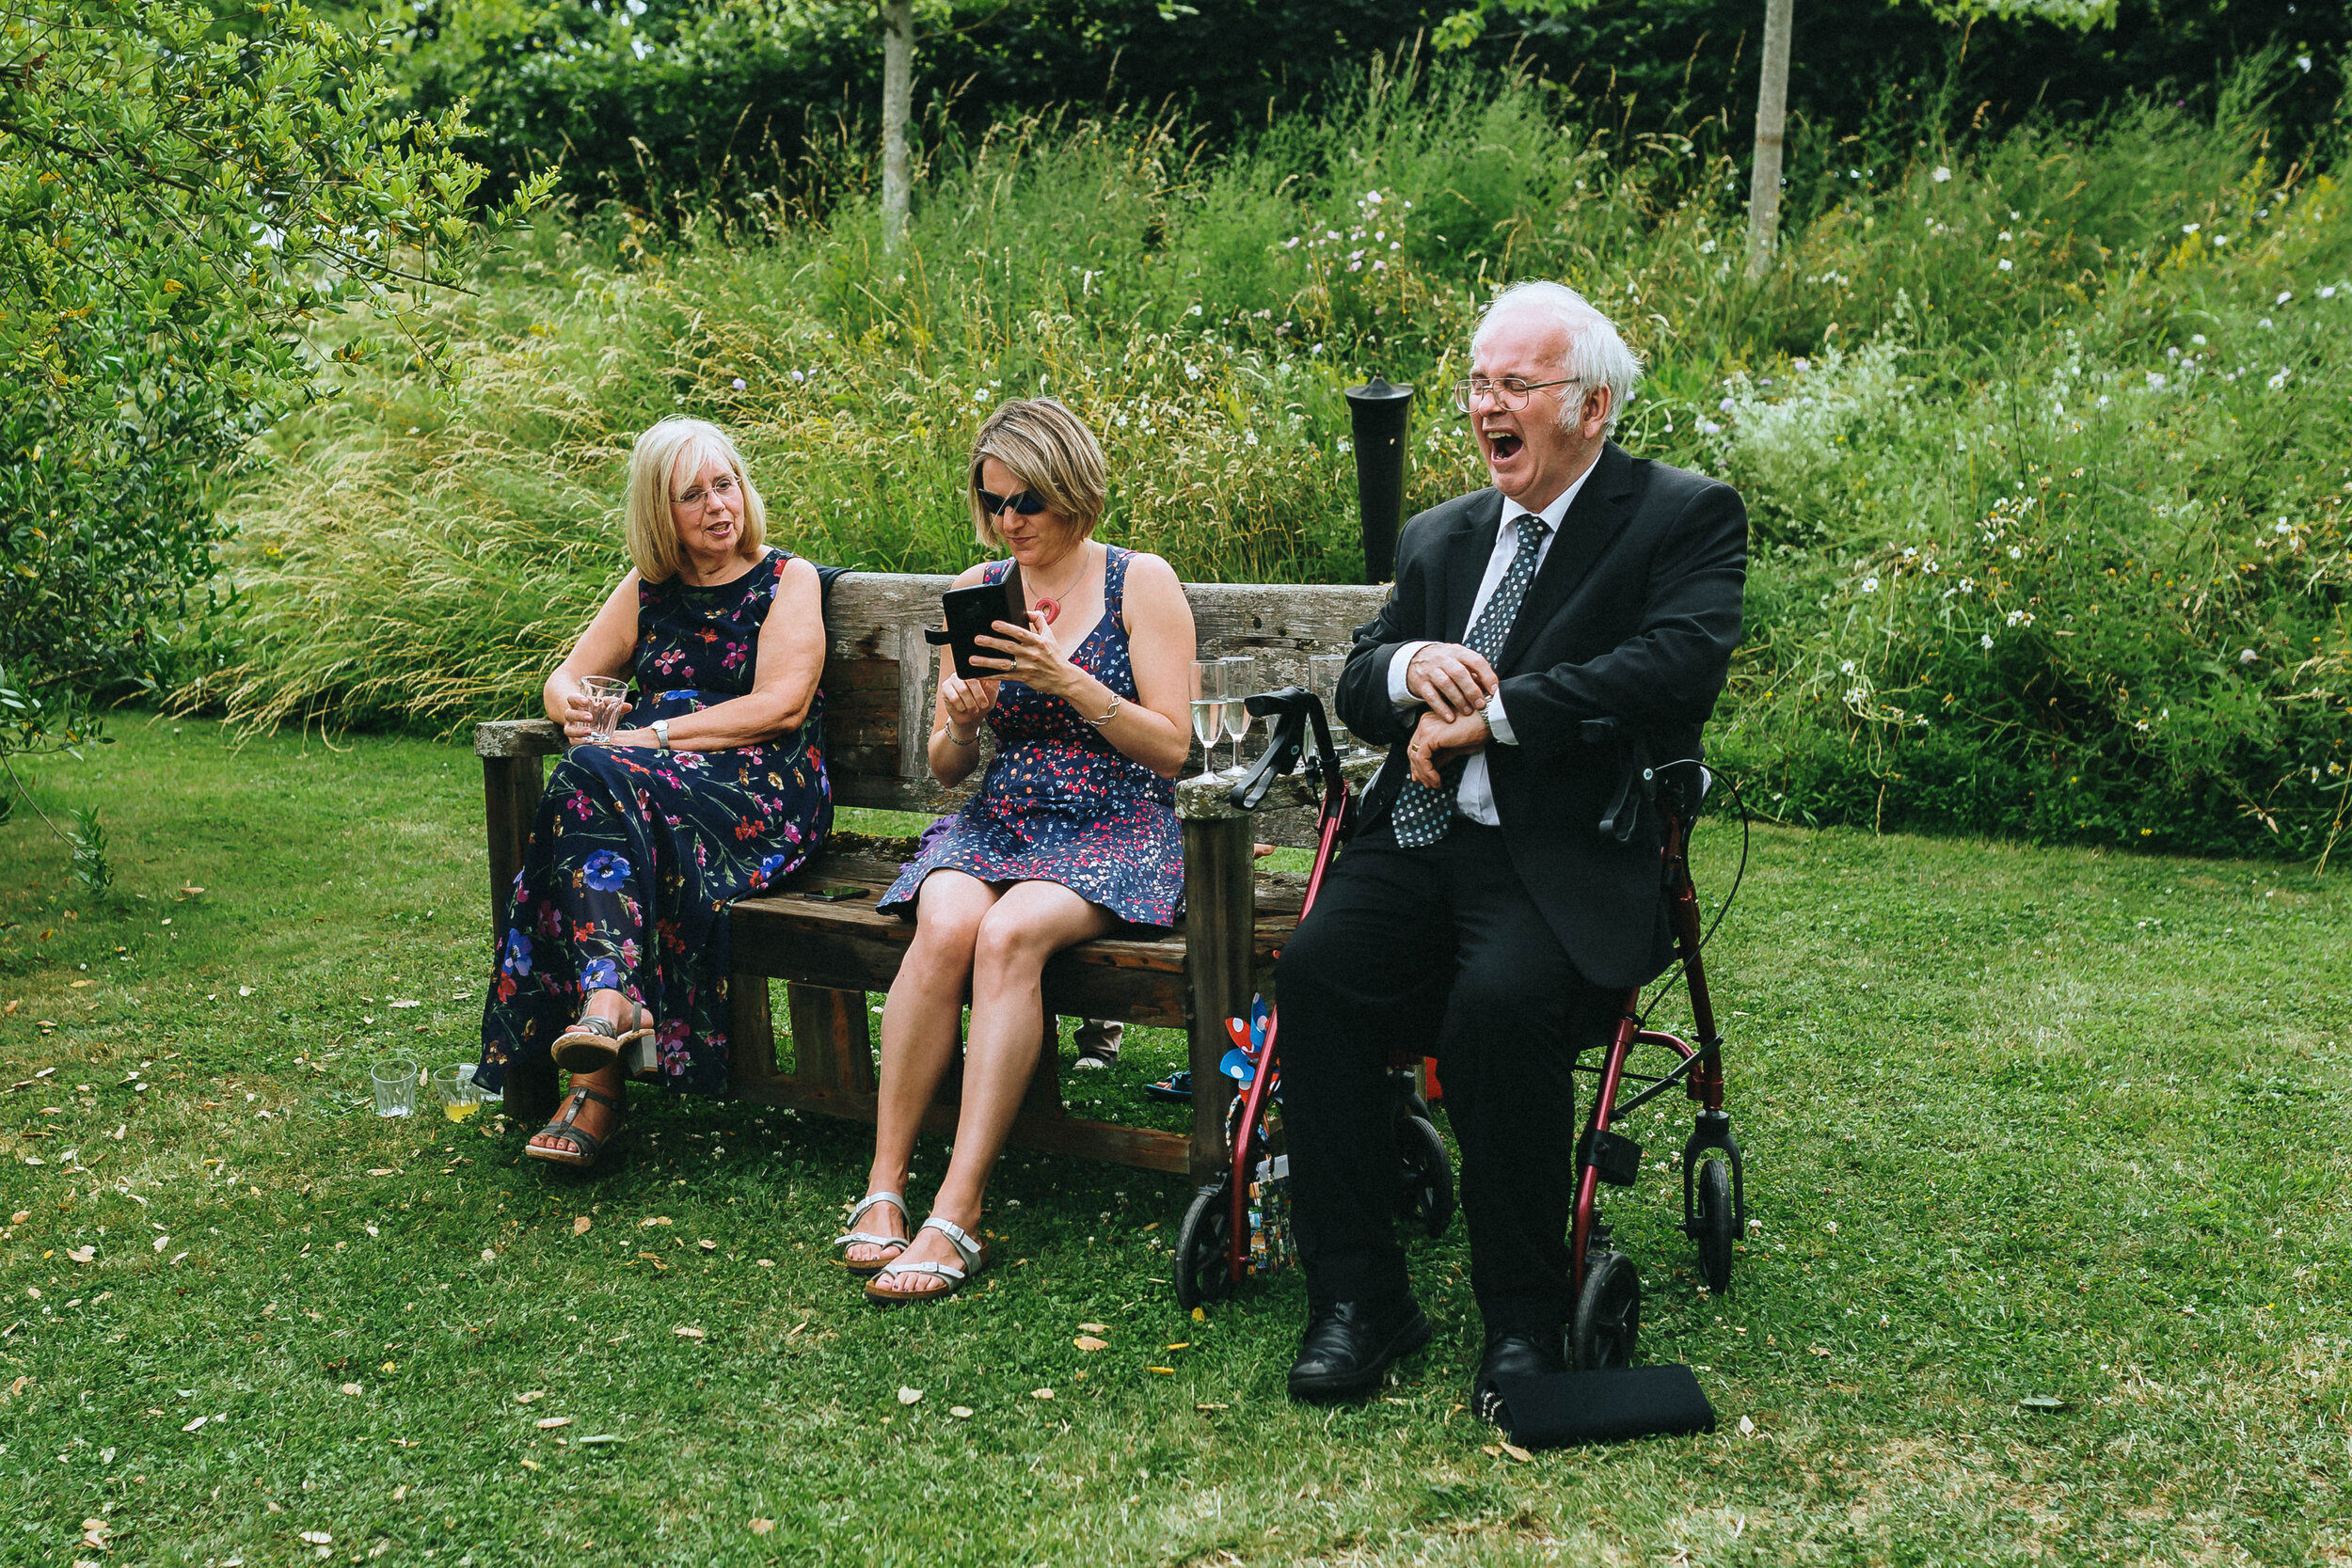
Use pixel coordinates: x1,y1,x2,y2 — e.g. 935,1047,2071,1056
478,418,831,1168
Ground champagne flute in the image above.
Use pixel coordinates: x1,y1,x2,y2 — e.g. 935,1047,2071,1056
1188,659,1227,785
1220,654,1256,779
1308,652,1351,756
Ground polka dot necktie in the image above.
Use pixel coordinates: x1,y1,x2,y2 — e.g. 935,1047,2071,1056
1391,514,1550,847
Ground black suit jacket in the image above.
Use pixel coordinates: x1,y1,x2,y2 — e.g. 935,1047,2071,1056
1337,440,1748,990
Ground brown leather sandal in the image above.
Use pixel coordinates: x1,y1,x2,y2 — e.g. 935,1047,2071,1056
524,1085,627,1169
549,1002,653,1074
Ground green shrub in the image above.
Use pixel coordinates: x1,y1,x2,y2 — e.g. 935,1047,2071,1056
183,62,2352,861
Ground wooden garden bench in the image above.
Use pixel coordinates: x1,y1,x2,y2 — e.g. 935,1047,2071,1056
476,572,1386,1183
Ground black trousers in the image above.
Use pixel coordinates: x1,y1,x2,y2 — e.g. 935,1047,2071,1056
1276,821,1623,1337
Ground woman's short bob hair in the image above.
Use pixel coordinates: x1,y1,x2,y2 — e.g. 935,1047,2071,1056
966,398,1108,548
625,418,768,582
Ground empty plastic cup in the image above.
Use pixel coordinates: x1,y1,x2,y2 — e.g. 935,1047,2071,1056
371,1059,420,1118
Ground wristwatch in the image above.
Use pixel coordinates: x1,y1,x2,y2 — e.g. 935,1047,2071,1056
651,719,671,751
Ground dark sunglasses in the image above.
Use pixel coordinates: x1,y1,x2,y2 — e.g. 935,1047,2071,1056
977,487,1049,516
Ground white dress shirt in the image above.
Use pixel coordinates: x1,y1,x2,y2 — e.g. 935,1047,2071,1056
1386,464,1594,826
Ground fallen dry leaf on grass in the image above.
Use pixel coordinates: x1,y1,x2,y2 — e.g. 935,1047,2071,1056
151,1235,168,1253
367,1168,395,1178
748,1520,775,1536
1077,1322,1109,1334
341,1384,362,1397
1030,1387,1055,1401
535,1417,572,1430
391,1486,407,1502
948,1405,974,1419
180,886,205,896
1500,1442,1533,1463
1737,1415,1757,1436
1808,1346,1831,1358
298,1530,332,1545
1195,1402,1228,1411
674,1325,707,1340
897,1386,922,1405
1146,1367,1175,1375
519,1458,542,1471
65,1246,94,1263
573,1216,592,1236
698,1239,717,1252
639,1215,673,1228
1073,1336,1108,1353
183,1416,208,1432
515,1390,545,1404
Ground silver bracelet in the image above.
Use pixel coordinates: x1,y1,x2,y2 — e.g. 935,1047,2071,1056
942,725,978,747
1083,695,1121,728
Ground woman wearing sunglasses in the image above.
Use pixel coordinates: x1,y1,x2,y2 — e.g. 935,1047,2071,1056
844,397,1197,1303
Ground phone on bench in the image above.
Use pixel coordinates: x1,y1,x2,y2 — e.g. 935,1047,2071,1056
923,565,1027,680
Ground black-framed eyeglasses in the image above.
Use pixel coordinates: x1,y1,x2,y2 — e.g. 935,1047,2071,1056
977,487,1049,516
1451,375,1581,413
674,473,740,511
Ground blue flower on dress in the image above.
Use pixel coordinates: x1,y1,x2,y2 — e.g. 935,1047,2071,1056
579,957,624,993
581,849,631,891
501,929,533,977
755,852,791,883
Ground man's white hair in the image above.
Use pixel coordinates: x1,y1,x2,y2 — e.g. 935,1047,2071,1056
1470,280,1643,436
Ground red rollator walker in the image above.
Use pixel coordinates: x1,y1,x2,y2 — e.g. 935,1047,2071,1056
1172,692,1748,1375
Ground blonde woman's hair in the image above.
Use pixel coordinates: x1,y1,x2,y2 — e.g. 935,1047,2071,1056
967,398,1108,548
625,419,767,582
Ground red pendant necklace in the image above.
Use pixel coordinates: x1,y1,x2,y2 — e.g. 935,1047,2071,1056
1028,544,1094,626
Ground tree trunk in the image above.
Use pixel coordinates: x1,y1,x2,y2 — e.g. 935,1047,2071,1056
1743,0,1794,280
880,0,914,253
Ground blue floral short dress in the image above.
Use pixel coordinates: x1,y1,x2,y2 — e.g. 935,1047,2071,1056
478,547,832,1098
881,546,1184,927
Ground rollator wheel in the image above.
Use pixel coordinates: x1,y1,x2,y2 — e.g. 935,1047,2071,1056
1692,1158,1735,1296
1173,1179,1235,1310
1571,1251,1642,1370
1392,1112,1455,1239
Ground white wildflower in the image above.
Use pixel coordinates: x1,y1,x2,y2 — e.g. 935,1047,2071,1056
1931,166,1951,182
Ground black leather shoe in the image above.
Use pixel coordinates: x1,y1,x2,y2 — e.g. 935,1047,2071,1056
1471,1328,1567,1425
1286,1296,1433,1403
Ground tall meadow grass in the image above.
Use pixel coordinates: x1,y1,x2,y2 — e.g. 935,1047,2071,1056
181,57,2352,857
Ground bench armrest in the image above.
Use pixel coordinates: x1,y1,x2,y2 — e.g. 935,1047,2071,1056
1173,752,1382,821
475,719,566,759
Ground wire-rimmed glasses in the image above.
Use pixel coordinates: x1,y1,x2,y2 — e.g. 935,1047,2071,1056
1188,660,1227,785
1451,375,1580,414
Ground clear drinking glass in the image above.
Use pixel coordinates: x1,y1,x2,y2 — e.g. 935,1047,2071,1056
1188,659,1227,785
580,675,629,743
371,1059,420,1118
1307,653,1350,755
1220,655,1257,778
434,1064,482,1124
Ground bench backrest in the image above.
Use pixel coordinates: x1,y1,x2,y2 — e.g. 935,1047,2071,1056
818,573,1391,822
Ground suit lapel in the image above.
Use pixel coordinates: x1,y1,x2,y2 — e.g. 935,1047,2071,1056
1441,491,1504,641
1494,442,1635,673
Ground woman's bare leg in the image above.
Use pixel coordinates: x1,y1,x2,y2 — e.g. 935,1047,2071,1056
878,880,1109,1293
850,871,997,1265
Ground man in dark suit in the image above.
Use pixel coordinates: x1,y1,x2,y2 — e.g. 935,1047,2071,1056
1279,281,1747,1405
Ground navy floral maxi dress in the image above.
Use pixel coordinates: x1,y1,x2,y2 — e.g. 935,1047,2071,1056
881,546,1184,927
478,547,832,1100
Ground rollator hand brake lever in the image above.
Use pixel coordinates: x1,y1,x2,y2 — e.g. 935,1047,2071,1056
1228,686,1340,812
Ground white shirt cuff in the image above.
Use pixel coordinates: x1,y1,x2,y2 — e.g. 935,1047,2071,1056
1484,689,1516,745
1388,641,1431,707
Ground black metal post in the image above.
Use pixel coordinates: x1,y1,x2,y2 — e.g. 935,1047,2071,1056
1343,374,1414,583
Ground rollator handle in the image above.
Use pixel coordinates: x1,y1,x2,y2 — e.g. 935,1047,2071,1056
1583,717,1656,845
1229,686,1342,811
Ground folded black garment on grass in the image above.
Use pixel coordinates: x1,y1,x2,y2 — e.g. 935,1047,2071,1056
1487,1365,1715,1449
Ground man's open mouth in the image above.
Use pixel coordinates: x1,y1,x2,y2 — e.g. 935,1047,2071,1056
1485,429,1523,461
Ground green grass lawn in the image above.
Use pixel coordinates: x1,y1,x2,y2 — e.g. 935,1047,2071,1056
3,718,2348,1565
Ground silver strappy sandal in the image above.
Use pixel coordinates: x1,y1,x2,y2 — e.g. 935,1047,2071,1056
834,1191,911,1277
549,1001,655,1073
864,1216,989,1306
